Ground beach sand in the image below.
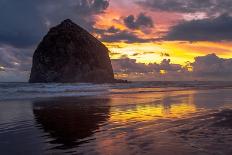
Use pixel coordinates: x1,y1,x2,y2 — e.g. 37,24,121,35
0,87,232,155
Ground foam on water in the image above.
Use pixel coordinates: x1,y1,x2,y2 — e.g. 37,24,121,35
0,83,111,100
1,81,232,101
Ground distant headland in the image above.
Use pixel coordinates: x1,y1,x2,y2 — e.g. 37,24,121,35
29,19,127,83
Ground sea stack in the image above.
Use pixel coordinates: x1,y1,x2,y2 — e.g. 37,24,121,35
29,19,115,83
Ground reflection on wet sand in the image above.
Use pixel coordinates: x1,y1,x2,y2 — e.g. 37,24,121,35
110,103,196,123
94,90,232,155
110,91,197,123
33,97,110,150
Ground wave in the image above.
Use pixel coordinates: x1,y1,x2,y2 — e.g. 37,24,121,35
0,83,111,101
1,81,232,101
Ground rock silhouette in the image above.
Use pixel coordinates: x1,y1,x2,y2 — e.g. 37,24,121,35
29,19,115,83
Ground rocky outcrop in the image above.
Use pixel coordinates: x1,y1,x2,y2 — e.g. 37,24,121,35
29,19,115,83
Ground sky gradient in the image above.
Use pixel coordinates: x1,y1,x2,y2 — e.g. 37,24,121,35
1,0,232,81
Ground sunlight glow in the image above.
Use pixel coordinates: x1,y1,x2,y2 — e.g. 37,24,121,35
105,41,232,66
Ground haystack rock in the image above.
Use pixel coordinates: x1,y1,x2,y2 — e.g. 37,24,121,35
29,19,116,83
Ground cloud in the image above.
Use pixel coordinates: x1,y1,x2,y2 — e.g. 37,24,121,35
0,45,32,82
107,26,121,33
97,13,155,43
191,53,232,79
43,0,109,28
138,0,232,15
91,0,109,12
0,0,47,48
0,0,109,48
165,14,232,41
112,58,182,73
112,54,232,81
123,13,154,30
100,30,156,43
0,66,5,72
0,46,32,71
112,57,187,81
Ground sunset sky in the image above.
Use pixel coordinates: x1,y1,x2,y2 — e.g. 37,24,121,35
1,0,232,81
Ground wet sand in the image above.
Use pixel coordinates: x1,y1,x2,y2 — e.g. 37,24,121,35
0,88,232,155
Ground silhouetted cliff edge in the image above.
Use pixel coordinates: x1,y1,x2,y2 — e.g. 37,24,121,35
29,19,125,83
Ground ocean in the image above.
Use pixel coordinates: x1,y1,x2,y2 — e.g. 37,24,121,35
0,81,232,155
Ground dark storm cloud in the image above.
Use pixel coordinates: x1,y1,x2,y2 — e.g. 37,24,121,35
95,26,121,34
100,30,156,43
0,45,34,81
91,0,109,12
165,14,232,41
123,13,154,30
0,0,47,48
137,0,232,15
0,46,32,71
0,0,109,48
107,26,121,33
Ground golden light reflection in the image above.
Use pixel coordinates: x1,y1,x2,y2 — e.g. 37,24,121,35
109,90,197,123
110,103,196,123
160,70,167,74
